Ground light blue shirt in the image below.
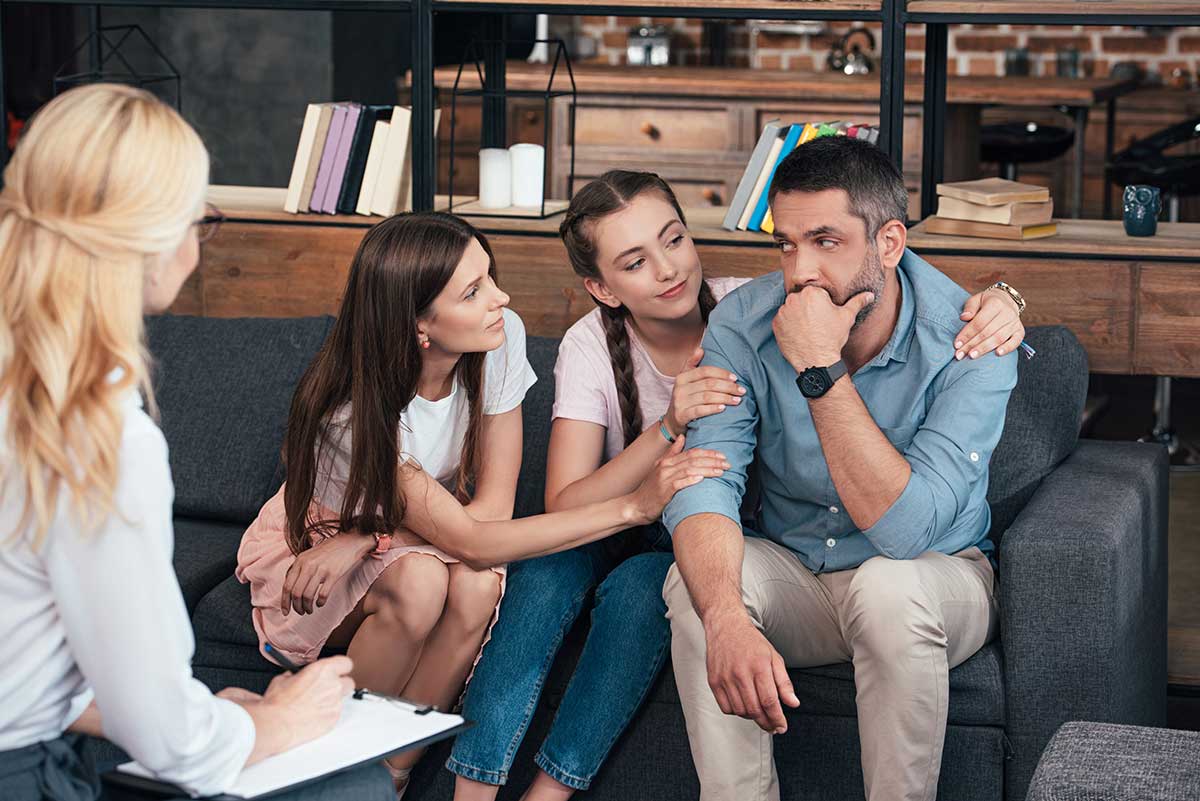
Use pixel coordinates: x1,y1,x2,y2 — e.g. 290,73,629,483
662,249,1018,573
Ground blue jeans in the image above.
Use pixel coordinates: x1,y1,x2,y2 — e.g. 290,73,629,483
447,530,674,791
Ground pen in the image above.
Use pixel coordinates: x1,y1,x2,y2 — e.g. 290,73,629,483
264,641,435,715
263,642,302,672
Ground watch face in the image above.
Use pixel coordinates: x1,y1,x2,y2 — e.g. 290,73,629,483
800,370,829,397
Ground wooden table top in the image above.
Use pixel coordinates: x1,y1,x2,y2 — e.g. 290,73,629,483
908,217,1200,260
429,63,1142,108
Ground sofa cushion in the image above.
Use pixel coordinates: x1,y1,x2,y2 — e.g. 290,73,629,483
146,315,334,525
193,574,261,649
987,326,1088,540
514,336,559,519
172,518,248,614
1028,722,1200,801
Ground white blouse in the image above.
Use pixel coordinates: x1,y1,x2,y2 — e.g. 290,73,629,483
0,390,254,796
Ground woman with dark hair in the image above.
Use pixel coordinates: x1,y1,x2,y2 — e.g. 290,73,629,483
448,170,1028,801
236,211,721,798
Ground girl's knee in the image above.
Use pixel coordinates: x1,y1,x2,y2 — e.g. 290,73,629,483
369,554,449,635
445,563,502,631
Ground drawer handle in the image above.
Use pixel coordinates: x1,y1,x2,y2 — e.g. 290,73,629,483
523,111,539,124
640,121,661,140
702,188,722,206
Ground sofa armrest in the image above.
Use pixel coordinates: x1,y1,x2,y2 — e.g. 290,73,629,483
997,439,1168,801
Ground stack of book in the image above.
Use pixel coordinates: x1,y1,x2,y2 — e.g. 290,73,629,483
283,102,441,218
926,178,1057,240
721,120,880,233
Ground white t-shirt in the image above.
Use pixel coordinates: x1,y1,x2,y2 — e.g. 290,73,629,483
315,307,538,510
552,277,749,463
0,390,255,796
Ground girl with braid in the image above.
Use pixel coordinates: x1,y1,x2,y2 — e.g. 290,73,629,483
446,170,1027,801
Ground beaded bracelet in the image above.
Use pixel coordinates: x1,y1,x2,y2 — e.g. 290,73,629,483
658,416,677,444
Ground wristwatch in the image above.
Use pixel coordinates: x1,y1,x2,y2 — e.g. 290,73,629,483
989,281,1026,316
796,360,848,399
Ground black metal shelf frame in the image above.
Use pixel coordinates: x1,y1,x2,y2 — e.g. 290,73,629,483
423,0,907,211
0,0,907,213
8,2,1195,216
910,6,1200,222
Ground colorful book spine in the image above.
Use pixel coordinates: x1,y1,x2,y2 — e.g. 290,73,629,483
321,103,362,213
747,123,803,232
722,120,782,231
310,104,349,213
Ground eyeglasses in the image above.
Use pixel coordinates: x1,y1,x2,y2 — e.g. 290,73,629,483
194,204,226,244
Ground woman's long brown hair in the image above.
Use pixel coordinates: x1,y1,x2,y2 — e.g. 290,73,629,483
559,170,717,447
282,212,497,555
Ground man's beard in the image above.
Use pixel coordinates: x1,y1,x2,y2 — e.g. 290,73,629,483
846,245,885,330
790,246,885,330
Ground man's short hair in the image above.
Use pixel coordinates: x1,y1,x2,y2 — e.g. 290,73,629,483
767,135,909,238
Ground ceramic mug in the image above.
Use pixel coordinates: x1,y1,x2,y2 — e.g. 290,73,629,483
1123,184,1162,237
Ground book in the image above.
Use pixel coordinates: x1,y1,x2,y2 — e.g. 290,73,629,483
722,119,782,231
284,104,324,213
106,692,469,800
310,104,350,212
737,133,785,231
297,104,335,212
747,122,804,232
936,195,1054,226
356,119,391,215
320,102,362,213
925,215,1058,241
761,121,839,235
370,105,414,217
337,105,392,215
936,177,1050,207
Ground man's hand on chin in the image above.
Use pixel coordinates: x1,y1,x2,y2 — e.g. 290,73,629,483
703,609,800,734
772,286,875,372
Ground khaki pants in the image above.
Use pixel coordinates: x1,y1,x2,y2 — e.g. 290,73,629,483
663,536,998,801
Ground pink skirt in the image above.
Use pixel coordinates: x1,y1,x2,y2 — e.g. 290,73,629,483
235,486,506,685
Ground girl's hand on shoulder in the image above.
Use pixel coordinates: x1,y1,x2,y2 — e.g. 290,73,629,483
628,435,730,524
954,287,1026,360
280,533,375,616
664,348,747,436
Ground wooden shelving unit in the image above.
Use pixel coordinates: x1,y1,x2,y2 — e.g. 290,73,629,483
908,0,1200,23
435,0,880,13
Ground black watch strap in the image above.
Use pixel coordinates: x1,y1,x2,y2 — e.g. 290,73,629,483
796,360,848,399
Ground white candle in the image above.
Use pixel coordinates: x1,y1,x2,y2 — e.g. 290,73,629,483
509,143,545,208
478,148,512,209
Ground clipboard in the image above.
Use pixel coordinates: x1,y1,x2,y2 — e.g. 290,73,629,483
101,691,472,800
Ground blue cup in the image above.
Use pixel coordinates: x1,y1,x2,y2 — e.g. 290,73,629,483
1123,184,1162,237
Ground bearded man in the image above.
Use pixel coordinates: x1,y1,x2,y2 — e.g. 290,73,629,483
661,134,1019,801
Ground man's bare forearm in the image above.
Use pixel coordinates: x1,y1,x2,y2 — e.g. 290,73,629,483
807,377,910,530
672,512,747,626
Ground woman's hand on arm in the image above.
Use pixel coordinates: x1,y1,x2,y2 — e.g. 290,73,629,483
463,406,523,522
955,285,1026,360
398,438,723,568
546,418,729,513
663,348,746,437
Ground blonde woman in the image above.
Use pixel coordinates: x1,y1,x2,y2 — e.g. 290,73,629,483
0,84,393,801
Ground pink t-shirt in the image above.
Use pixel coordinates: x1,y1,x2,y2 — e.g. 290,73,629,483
552,276,749,462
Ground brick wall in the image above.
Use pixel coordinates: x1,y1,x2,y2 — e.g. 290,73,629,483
566,17,1200,83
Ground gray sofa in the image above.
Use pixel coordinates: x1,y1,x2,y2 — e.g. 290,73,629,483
1026,722,1200,800
143,314,1168,801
